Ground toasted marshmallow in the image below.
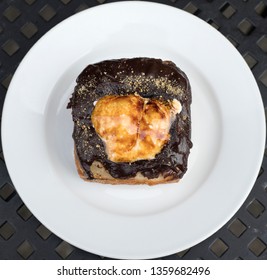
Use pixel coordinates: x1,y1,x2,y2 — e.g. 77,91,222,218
91,94,181,162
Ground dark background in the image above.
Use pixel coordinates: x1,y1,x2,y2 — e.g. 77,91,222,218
0,0,267,259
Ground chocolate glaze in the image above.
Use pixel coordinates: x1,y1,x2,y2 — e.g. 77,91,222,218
68,58,192,180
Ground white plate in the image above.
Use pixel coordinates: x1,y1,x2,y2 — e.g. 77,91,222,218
2,2,265,259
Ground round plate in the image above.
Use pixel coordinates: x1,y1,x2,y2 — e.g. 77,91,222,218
2,2,265,259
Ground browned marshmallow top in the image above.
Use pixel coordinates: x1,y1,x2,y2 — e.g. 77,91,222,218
92,94,181,162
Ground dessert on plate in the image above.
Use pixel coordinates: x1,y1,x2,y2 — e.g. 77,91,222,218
68,57,192,185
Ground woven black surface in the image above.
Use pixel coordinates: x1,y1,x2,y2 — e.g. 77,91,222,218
0,0,267,260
